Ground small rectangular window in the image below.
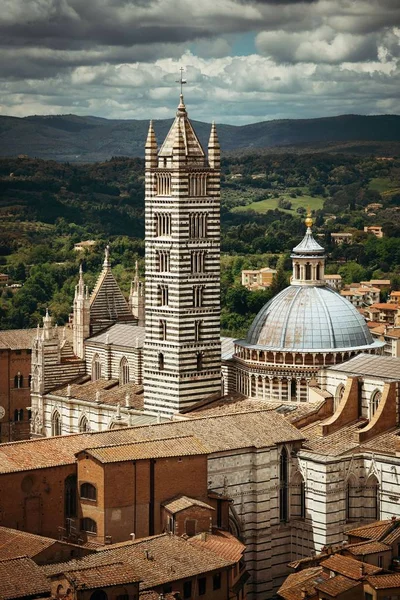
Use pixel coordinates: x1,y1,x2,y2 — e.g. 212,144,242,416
183,581,192,599
198,578,206,596
213,573,221,591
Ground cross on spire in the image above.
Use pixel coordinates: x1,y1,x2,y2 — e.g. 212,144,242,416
176,67,187,95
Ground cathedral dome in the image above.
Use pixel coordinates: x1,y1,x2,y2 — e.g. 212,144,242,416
246,284,380,352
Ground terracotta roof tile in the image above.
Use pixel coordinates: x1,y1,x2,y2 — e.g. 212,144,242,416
0,526,80,560
315,574,361,596
162,495,214,514
188,531,245,563
346,540,391,555
278,567,328,600
0,556,50,599
382,524,400,545
346,520,395,542
52,380,144,409
320,554,382,579
367,573,400,589
82,436,209,463
43,534,234,591
0,327,72,350
61,561,141,590
0,410,303,474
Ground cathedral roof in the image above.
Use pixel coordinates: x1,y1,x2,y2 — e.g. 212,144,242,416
89,247,133,327
245,285,381,352
326,354,400,380
158,94,205,161
87,323,145,348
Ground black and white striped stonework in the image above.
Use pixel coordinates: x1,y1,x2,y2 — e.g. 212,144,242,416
143,96,222,415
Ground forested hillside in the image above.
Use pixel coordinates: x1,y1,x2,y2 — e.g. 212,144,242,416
1,153,399,336
1,113,400,162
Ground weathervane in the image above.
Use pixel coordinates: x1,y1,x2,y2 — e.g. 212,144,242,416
176,67,187,95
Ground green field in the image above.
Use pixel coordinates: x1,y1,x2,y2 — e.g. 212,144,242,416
369,177,400,197
232,192,325,214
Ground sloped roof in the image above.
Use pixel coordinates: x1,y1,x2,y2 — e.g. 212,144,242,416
90,263,133,325
162,495,214,514
188,531,245,563
292,227,325,255
320,554,382,579
0,556,50,599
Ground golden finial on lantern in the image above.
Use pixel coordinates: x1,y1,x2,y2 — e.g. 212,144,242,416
305,206,313,229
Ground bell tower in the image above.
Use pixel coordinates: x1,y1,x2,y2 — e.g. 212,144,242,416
143,92,222,415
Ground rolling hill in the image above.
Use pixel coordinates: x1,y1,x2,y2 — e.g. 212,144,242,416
0,113,400,163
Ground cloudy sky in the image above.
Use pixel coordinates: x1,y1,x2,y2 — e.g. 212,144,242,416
1,0,400,124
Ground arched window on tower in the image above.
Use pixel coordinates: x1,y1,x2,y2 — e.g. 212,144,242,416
14,372,23,388
158,353,165,371
279,447,289,522
196,352,203,371
91,354,102,382
295,264,300,280
305,263,312,281
81,517,97,534
119,357,129,385
52,410,62,436
316,263,321,280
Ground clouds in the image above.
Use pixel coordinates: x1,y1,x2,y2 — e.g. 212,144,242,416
0,0,399,123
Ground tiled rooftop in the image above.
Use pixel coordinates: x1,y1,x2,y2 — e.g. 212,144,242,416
82,436,209,463
52,379,144,409
0,556,50,599
0,526,78,559
278,567,328,600
59,561,141,590
0,410,303,473
346,540,391,555
367,573,400,589
0,326,72,350
43,533,235,591
327,353,400,380
320,554,382,579
162,495,214,515
346,520,397,541
315,574,360,596
188,531,245,563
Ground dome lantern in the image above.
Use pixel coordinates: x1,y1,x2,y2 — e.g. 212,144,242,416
291,213,325,286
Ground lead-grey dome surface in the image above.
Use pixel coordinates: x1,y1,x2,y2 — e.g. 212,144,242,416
246,285,379,351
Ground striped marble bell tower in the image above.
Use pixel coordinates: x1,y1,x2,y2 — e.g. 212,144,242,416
143,93,222,415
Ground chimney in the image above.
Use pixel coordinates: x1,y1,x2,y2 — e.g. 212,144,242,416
130,533,135,541
301,588,308,599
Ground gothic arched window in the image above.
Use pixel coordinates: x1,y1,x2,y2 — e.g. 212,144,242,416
119,357,129,385
346,476,358,522
91,354,102,382
279,447,289,522
370,390,382,418
79,415,89,432
365,474,379,521
52,411,62,436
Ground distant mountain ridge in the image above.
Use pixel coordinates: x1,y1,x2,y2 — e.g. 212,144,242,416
0,113,400,163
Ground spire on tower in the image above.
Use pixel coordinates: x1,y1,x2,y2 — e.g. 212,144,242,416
103,245,111,269
172,119,186,165
145,120,158,169
208,120,220,169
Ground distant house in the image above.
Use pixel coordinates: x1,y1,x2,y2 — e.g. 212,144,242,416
242,267,277,290
0,273,8,286
340,283,380,308
364,303,399,325
331,232,353,244
389,290,400,304
370,324,400,358
364,225,384,238
324,274,342,290
365,202,383,214
74,240,96,252
361,279,391,290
